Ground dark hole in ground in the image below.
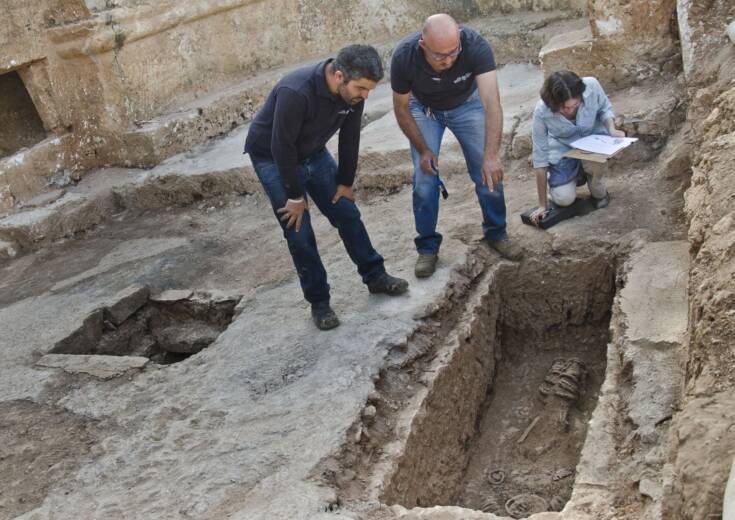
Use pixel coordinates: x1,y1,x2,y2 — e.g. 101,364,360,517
51,290,239,365
378,255,615,517
0,70,47,158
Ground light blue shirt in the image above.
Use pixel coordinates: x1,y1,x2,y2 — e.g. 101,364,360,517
531,77,615,169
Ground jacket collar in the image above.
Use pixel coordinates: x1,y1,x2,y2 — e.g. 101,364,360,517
315,59,335,99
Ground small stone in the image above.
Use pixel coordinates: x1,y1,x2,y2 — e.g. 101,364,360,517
362,405,377,420
549,495,566,511
0,240,18,260
639,478,662,501
727,20,735,44
340,469,356,482
152,289,193,302
552,467,574,481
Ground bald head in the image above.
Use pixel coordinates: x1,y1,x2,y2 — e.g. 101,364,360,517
420,14,461,71
422,14,460,45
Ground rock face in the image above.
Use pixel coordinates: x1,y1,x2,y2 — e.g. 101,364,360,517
541,0,680,87
677,0,735,80
661,6,735,516
667,82,735,520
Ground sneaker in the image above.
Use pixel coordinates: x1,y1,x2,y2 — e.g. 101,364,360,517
414,253,438,278
592,192,610,209
367,272,409,295
311,302,340,330
487,238,524,261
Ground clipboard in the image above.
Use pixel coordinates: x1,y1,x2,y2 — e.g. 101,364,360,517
563,148,612,163
563,135,638,163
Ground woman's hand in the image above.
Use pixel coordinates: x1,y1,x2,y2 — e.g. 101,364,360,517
605,117,626,138
529,205,549,226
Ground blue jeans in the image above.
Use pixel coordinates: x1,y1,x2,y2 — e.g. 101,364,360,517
548,156,581,188
409,90,507,253
250,148,385,305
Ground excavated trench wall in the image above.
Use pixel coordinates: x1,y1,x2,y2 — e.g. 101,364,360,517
378,254,615,509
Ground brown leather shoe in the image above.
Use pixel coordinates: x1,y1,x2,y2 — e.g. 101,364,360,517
414,253,438,278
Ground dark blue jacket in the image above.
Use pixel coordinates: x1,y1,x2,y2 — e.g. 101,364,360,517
244,60,363,199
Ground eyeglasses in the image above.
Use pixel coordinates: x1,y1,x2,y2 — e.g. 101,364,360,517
422,40,462,61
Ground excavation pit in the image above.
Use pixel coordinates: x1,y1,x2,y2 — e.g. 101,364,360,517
337,254,617,518
50,287,240,365
454,321,609,516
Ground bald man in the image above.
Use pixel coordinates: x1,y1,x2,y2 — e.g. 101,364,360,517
391,14,522,278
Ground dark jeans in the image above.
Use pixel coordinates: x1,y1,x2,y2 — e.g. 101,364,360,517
250,148,385,305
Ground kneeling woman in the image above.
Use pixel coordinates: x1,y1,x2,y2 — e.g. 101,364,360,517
529,71,625,224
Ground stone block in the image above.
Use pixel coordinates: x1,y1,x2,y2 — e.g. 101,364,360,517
539,27,594,78
106,284,150,326
36,354,148,379
611,83,681,138
619,241,689,346
619,241,689,435
154,322,220,354
511,117,533,159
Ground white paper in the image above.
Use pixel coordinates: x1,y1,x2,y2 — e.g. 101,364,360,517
570,134,639,156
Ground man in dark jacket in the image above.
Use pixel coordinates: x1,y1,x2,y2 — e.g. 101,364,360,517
244,44,408,330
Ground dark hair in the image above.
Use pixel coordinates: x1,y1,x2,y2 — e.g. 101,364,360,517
333,44,384,83
540,70,586,112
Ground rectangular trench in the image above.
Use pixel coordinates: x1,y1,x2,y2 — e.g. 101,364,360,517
378,254,616,517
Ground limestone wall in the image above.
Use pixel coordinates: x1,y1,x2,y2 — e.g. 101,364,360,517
52,0,584,126
0,0,583,209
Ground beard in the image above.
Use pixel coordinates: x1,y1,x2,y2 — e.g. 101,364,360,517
337,83,363,105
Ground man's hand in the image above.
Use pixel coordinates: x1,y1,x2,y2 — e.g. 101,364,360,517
482,156,504,191
610,128,626,138
277,197,308,232
420,150,438,175
332,185,355,204
529,205,548,226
